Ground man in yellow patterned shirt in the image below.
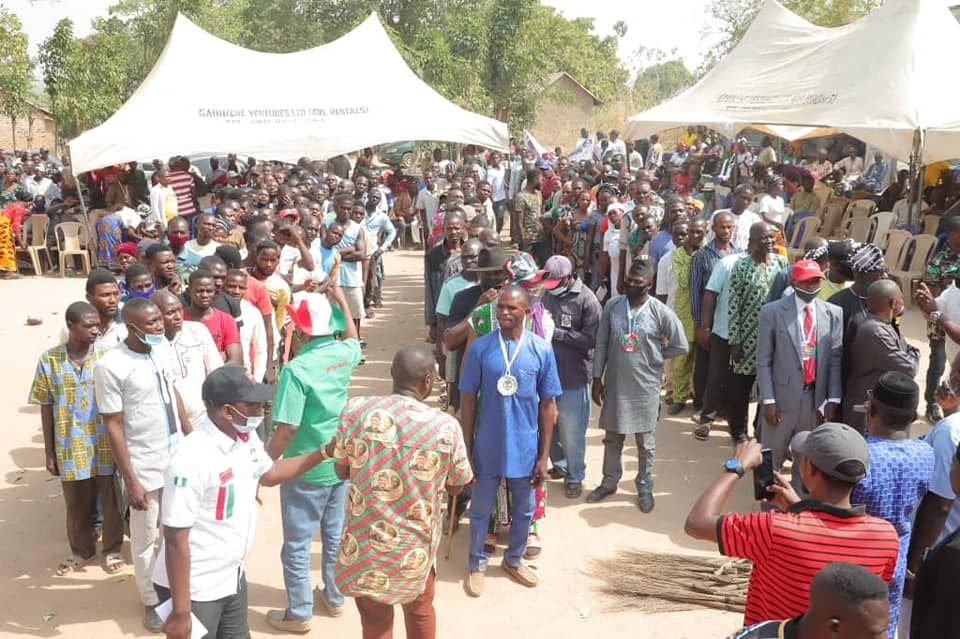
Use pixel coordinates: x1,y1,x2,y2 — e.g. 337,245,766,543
29,301,125,576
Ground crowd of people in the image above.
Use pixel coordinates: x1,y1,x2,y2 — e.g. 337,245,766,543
20,127,960,639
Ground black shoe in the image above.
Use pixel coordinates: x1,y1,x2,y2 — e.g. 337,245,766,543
926,403,944,424
638,492,655,513
667,401,685,415
547,467,566,480
565,483,583,499
585,486,616,503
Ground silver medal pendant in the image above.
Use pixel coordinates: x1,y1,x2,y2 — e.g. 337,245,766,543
497,374,518,396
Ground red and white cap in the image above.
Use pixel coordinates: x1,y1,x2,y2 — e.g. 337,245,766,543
286,292,346,337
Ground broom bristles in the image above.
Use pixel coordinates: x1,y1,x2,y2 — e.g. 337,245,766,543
588,549,752,614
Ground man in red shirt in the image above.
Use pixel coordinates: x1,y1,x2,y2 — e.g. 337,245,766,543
215,244,276,383
182,269,242,365
684,423,898,627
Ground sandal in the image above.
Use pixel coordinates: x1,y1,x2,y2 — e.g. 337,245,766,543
693,423,712,441
56,555,90,576
104,552,124,574
524,534,542,559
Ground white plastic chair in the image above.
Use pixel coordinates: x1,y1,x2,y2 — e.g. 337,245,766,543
843,216,872,244
869,211,896,246
889,234,938,304
787,217,821,262
882,229,911,270
18,215,52,274
55,222,91,277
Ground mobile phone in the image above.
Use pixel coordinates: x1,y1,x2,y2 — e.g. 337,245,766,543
753,448,774,500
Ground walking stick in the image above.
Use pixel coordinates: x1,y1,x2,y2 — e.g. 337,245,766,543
445,493,458,560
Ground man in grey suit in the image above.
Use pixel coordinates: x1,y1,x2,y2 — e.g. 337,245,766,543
756,259,843,488
842,279,920,432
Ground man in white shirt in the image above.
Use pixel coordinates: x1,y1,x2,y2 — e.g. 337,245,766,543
608,129,627,158
361,190,397,309
327,192,367,337
150,170,177,232
27,164,58,201
95,297,190,632
153,366,335,639
182,213,221,267
224,270,269,381
706,184,761,252
415,171,441,240
484,152,508,233
834,145,865,180
152,290,224,429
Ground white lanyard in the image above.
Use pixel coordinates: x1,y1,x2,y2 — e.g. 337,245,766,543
498,329,526,377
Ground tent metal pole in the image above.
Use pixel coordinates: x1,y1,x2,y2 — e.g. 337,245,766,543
908,129,922,229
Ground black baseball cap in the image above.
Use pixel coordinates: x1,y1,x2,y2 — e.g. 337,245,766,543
202,365,274,405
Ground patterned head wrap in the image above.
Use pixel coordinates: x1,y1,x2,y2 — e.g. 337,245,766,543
848,243,886,274
803,244,829,262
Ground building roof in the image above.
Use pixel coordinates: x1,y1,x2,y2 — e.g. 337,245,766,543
546,72,601,106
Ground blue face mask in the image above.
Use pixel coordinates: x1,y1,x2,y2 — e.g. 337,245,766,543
133,325,164,347
127,285,156,300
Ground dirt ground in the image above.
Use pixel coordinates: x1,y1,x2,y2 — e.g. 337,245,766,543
0,249,934,638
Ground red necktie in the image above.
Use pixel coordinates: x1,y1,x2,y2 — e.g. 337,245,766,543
237,432,250,442
803,305,816,385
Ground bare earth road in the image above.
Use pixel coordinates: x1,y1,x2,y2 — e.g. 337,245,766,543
0,249,932,638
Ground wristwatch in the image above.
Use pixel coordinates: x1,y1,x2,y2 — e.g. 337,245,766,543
724,458,745,478
930,310,943,322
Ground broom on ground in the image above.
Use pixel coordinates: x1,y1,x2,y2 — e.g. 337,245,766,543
589,549,752,614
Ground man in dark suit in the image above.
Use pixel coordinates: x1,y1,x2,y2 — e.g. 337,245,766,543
842,280,920,432
756,260,844,488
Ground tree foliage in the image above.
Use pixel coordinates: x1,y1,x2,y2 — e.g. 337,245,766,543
0,8,31,146
633,59,694,110
34,0,628,139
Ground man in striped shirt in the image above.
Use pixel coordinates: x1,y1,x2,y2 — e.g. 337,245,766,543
685,424,898,627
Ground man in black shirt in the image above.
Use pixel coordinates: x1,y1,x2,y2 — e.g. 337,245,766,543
727,562,889,639
424,211,465,342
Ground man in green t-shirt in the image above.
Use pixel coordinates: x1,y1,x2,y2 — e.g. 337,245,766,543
266,286,361,633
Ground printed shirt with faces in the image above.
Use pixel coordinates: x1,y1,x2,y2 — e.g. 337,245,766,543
334,394,473,604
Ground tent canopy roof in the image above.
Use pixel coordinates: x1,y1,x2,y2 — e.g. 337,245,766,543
624,0,960,162
69,13,508,174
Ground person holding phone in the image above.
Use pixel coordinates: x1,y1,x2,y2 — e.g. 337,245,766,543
684,425,899,629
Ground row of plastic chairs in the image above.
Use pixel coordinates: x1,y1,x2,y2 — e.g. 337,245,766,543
17,215,91,277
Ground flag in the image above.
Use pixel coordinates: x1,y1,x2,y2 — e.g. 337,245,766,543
568,136,596,164
523,130,548,160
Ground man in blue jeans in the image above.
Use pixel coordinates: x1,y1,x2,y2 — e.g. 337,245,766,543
265,287,361,633
540,255,602,498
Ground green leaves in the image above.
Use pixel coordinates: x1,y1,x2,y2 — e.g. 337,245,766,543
0,8,31,130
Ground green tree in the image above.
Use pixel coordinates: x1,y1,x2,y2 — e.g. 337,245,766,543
38,18,77,147
0,9,31,148
702,0,881,72
633,56,694,110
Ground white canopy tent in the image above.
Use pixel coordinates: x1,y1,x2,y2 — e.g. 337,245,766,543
624,0,960,163
69,13,508,174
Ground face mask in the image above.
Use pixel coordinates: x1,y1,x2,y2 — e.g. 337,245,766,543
794,288,820,303
167,234,188,248
228,405,263,434
128,285,156,300
133,325,165,347
625,284,648,301
548,285,568,296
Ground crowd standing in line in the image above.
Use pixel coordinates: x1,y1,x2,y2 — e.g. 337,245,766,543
21,128,960,638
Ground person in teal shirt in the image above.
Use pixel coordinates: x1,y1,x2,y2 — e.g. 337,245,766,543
266,287,361,633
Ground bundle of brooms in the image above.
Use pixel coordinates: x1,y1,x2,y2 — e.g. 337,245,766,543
589,550,752,614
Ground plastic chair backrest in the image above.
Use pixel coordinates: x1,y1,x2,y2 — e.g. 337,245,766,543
883,229,911,269
792,217,820,249
922,214,940,236
906,234,939,272
24,215,47,247
849,200,876,217
869,211,896,245
822,201,848,235
845,217,872,243
57,222,85,252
